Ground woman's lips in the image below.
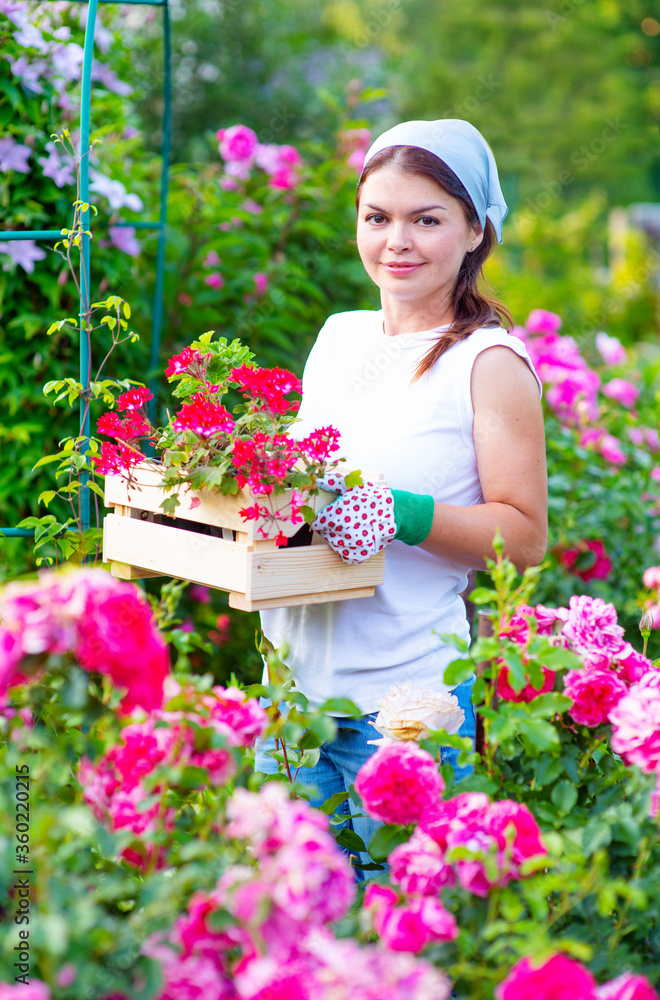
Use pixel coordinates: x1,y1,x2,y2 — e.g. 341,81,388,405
381,262,425,274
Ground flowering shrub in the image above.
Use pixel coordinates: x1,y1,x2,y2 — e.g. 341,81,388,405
511,310,660,625
0,567,169,713
2,553,660,995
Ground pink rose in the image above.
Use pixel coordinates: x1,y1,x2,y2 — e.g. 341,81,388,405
560,539,612,583
204,272,224,290
487,800,546,867
600,433,627,466
602,378,639,408
496,953,597,1000
609,672,660,773
563,668,627,727
597,972,660,1000
0,984,51,1000
219,123,258,162
561,595,626,669
615,643,654,684
377,897,458,953
595,331,627,366
253,272,269,295
526,309,562,334
643,566,660,590
355,742,445,826
347,148,367,172
389,828,455,896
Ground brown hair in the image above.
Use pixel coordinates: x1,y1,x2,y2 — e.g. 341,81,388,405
356,145,513,380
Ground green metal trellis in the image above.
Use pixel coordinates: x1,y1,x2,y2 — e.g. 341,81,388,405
1,0,171,537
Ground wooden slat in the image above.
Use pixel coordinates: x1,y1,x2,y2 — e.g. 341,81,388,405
103,514,248,592
110,561,163,581
245,546,386,601
104,461,336,541
228,586,377,612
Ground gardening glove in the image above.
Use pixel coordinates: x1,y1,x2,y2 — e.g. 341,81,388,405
312,473,435,565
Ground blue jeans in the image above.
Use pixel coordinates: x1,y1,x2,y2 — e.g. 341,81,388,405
254,676,476,876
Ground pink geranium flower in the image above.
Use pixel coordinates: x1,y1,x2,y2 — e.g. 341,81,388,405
355,742,445,825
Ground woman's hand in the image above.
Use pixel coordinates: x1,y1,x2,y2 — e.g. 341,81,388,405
311,475,435,564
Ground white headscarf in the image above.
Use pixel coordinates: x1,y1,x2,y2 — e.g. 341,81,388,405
361,119,508,243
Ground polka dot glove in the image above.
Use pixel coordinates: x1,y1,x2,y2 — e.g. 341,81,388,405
312,474,436,564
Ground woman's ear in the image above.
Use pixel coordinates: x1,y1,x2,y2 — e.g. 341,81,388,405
469,223,484,252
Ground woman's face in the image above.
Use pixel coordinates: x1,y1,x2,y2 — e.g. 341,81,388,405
356,165,482,312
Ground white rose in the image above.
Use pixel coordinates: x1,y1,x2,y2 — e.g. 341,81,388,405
368,681,465,745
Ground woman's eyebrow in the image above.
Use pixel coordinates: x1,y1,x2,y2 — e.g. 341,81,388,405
363,203,448,214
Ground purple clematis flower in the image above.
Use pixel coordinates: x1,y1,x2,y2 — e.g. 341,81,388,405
0,137,31,174
38,142,75,188
0,240,47,274
89,171,143,212
13,22,48,52
108,226,141,257
10,55,47,94
0,0,27,28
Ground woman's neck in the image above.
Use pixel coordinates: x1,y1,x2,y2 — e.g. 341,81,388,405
380,292,454,337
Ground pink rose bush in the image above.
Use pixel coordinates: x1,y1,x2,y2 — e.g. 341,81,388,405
495,594,660,732
141,783,451,999
216,123,302,191
77,678,267,868
0,568,169,713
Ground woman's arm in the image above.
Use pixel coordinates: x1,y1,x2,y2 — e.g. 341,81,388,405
419,346,548,573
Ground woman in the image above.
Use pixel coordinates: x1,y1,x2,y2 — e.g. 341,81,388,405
256,119,547,860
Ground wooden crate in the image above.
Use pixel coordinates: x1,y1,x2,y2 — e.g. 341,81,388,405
102,462,385,611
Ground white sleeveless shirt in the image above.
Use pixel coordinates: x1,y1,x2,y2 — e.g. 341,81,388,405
260,310,542,714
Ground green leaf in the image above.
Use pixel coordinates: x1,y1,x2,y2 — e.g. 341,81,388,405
442,658,474,686
297,729,323,750
319,791,350,815
551,780,578,813
437,632,468,652
335,828,367,852
32,453,66,470
343,469,363,489
517,716,560,751
298,747,321,769
37,490,56,506
369,824,410,861
309,715,338,744
317,697,362,717
468,586,496,605
528,692,573,717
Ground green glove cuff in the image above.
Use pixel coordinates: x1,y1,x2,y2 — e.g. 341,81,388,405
390,489,436,546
